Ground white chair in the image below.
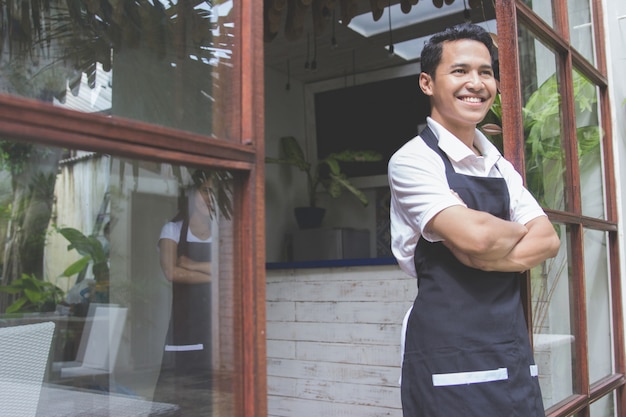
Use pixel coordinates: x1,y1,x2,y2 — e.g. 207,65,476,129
0,321,55,417
55,303,128,379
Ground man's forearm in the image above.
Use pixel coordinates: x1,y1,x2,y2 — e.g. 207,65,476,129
448,216,560,272
431,205,528,260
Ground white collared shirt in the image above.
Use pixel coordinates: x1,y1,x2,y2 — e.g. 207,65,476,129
159,220,212,244
388,117,546,278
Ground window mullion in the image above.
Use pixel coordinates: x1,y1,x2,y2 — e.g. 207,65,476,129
0,94,256,168
559,52,583,215
497,0,525,172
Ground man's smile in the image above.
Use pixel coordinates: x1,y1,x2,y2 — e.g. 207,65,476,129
458,95,487,103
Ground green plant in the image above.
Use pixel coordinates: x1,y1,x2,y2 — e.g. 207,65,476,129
56,226,109,285
0,273,64,314
481,71,600,209
266,136,383,207
56,226,110,303
481,71,600,335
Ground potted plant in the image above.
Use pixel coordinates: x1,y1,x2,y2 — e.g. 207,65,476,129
266,136,382,229
0,273,65,315
56,226,110,306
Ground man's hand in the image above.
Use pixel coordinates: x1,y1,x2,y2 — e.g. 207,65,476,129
428,204,528,262
430,206,559,272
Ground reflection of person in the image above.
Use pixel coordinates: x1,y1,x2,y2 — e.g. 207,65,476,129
154,170,214,406
388,24,560,416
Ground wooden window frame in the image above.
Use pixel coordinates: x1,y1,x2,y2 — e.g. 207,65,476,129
497,1,624,416
0,0,267,415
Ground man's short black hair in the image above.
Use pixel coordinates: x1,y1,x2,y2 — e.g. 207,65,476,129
420,23,498,80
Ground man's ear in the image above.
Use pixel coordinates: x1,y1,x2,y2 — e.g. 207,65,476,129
419,72,433,96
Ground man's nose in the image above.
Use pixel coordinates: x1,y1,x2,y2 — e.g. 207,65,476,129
466,71,483,89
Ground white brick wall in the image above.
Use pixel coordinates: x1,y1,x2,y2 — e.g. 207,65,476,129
266,265,415,417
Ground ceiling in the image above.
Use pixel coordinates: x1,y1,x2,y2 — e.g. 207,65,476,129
263,0,497,85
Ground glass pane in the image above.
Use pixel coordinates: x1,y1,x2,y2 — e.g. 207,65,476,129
590,391,616,417
584,229,613,383
517,26,566,211
531,223,575,409
0,139,240,416
568,0,596,65
574,70,605,219
0,1,238,140
520,1,555,29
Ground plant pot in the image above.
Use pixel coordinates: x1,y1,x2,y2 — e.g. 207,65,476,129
294,207,326,229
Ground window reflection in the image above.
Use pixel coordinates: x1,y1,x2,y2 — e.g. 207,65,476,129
584,229,613,384
0,141,238,416
590,391,616,417
568,0,596,65
517,26,567,212
574,70,605,220
520,0,555,29
0,0,237,139
531,223,575,409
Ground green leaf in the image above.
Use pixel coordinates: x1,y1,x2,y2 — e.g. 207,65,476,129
324,158,341,175
24,287,43,303
87,235,106,263
279,136,310,171
328,173,369,205
326,177,342,198
58,227,95,256
0,285,21,294
6,298,28,314
21,276,42,292
329,150,382,162
266,135,381,206
61,256,91,277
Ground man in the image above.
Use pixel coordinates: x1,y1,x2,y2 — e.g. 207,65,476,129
388,23,560,417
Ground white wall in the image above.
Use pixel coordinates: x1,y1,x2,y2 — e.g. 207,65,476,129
264,67,383,262
604,0,626,340
266,265,415,417
264,67,308,262
264,63,421,262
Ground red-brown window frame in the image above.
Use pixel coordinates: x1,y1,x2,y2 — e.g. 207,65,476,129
497,1,624,416
0,0,267,415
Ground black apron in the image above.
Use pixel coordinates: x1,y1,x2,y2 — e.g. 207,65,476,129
152,219,213,416
165,217,212,373
401,127,544,417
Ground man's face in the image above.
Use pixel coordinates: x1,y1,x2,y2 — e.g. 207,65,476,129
419,39,497,137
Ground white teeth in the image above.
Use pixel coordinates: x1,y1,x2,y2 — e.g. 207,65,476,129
460,97,482,103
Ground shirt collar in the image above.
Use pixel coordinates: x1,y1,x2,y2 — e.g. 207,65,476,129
426,117,501,166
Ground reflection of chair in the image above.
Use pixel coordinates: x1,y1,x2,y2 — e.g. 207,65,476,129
0,321,55,417
56,304,128,379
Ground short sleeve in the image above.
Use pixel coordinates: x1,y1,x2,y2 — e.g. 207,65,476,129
388,137,466,277
159,221,181,244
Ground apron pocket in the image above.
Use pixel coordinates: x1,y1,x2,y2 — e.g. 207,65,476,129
432,367,508,386
402,341,519,417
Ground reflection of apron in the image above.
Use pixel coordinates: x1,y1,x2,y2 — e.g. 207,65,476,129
401,127,544,417
166,217,212,373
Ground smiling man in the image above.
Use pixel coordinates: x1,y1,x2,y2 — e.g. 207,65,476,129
388,23,560,417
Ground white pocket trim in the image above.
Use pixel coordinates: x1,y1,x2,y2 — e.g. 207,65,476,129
530,364,538,377
432,367,509,387
165,343,204,352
